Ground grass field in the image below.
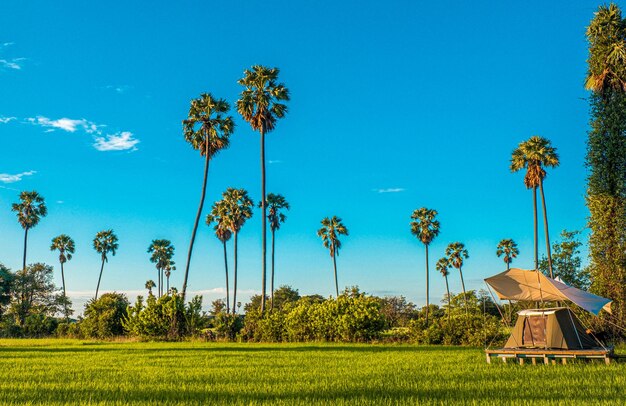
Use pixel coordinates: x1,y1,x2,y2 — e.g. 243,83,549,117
0,340,625,405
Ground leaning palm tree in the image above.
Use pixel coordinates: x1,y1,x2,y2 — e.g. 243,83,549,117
181,93,235,300
12,191,47,270
207,199,233,313
317,216,349,297
436,256,451,321
237,66,289,313
496,239,520,270
410,207,440,325
446,242,469,312
147,239,175,298
50,234,75,319
220,188,254,315
511,136,559,276
145,280,156,296
93,230,119,300
262,193,290,309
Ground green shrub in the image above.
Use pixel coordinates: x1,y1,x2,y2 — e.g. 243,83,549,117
80,292,129,338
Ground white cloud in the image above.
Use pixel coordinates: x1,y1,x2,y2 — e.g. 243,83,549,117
0,58,23,70
27,116,100,133
268,159,282,164
0,170,36,183
104,85,131,94
2,42,14,47
373,188,406,193
0,116,16,123
93,131,139,152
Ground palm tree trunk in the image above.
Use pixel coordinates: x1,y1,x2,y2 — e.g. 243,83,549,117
533,186,538,270
223,240,230,314
332,248,339,297
61,261,68,320
425,244,429,326
260,127,267,313
232,231,238,315
166,276,170,294
271,229,275,310
95,258,105,300
459,265,468,315
22,227,29,270
182,143,211,300
539,179,553,278
506,259,510,271
444,274,451,322
157,268,161,298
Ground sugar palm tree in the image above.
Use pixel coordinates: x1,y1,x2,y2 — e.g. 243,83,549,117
93,229,119,300
220,188,254,314
164,263,175,294
410,208,440,325
237,66,289,313
511,136,559,276
496,239,520,270
207,199,233,313
12,191,47,270
145,280,156,296
436,256,451,321
50,234,75,319
147,239,175,298
446,242,469,312
181,93,234,300
262,193,290,309
317,216,349,297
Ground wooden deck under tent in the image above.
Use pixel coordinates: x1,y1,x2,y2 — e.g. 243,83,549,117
485,347,615,364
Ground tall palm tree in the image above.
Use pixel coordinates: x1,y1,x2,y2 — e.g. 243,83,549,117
317,216,349,297
446,242,469,312
207,199,233,313
12,191,47,270
147,239,175,298
181,93,234,301
164,263,175,294
50,234,75,319
93,230,119,300
496,239,520,270
220,188,254,314
237,66,289,313
262,193,290,309
436,256,451,321
145,280,156,296
410,208,440,325
511,136,559,276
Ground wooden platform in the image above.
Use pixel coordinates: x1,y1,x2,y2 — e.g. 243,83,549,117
485,347,614,365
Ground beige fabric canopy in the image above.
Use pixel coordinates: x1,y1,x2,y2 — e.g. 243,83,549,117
485,268,612,315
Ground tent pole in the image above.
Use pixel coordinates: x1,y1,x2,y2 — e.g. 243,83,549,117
566,307,584,349
485,283,521,348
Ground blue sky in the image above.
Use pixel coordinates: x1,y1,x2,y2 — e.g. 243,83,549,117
0,1,614,312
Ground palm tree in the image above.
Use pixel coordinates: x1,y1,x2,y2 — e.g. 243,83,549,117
446,242,469,312
220,188,254,314
496,239,520,270
50,234,75,319
436,256,451,321
147,239,175,298
207,199,233,313
12,191,47,270
145,280,156,296
164,263,175,294
181,93,234,301
262,193,290,309
317,216,349,297
237,66,289,313
410,208,440,325
511,136,559,276
93,230,119,300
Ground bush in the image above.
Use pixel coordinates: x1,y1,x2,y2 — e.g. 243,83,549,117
80,292,129,338
23,314,58,337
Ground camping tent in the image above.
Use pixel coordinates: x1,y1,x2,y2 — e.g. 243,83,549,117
484,268,612,315
504,308,597,349
485,268,612,350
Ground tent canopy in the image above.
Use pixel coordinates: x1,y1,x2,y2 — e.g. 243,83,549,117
484,268,612,315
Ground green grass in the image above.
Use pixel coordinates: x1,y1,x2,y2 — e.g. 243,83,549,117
0,340,625,405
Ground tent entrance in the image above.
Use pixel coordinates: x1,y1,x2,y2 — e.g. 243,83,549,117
522,316,547,347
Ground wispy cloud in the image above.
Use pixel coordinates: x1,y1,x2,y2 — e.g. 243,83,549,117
104,85,131,94
27,116,100,133
0,170,36,183
373,188,406,194
0,58,25,70
0,116,16,123
93,131,139,151
2,42,14,47
268,159,283,164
